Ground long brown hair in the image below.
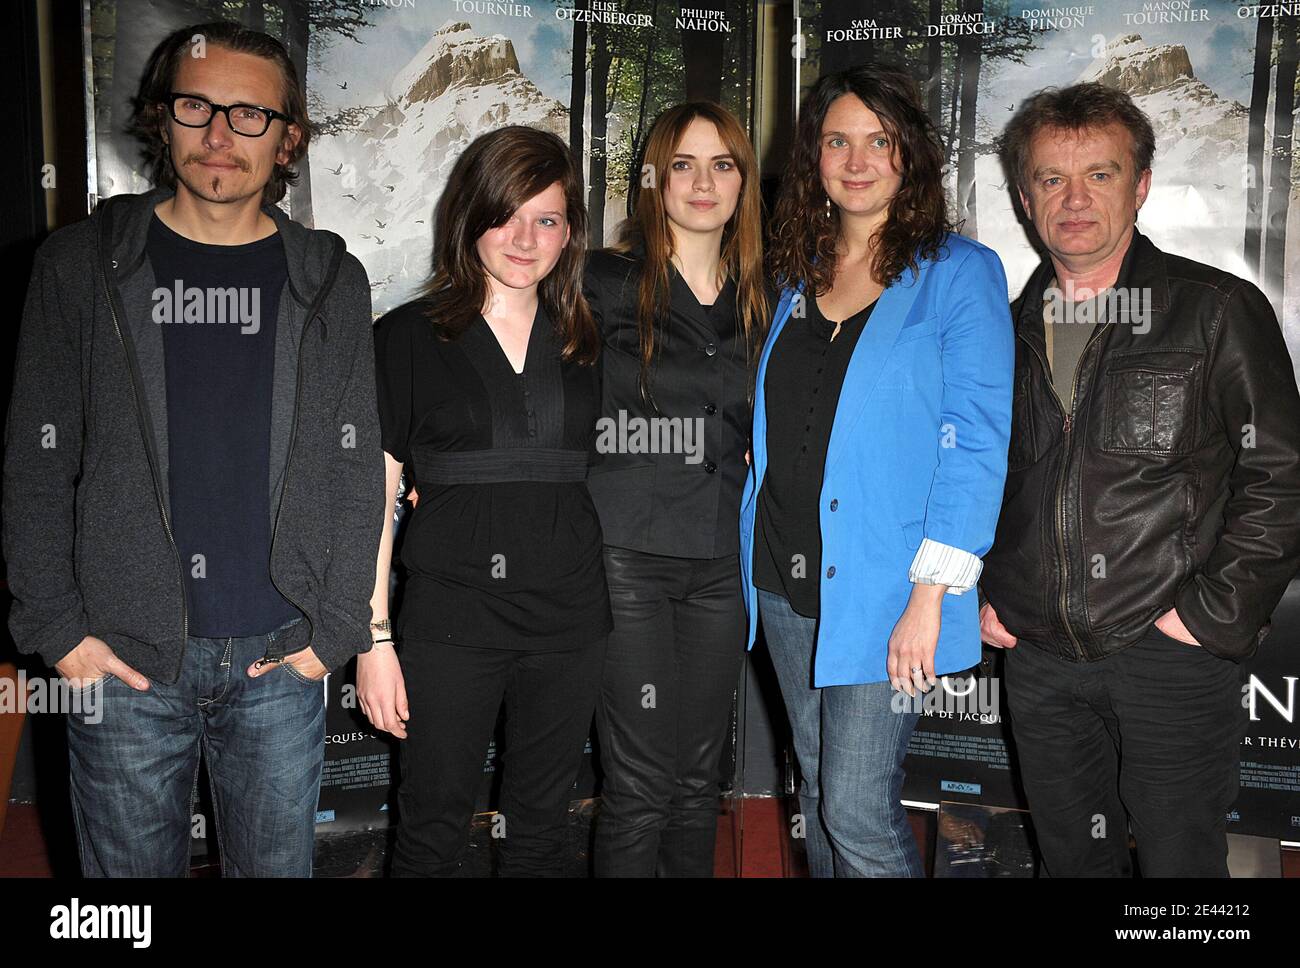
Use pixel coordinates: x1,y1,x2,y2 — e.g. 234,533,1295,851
768,65,955,295
611,102,768,405
421,126,598,364
129,21,312,205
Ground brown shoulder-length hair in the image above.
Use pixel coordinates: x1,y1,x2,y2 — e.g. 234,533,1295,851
420,126,598,364
610,101,768,405
128,22,312,205
768,65,956,295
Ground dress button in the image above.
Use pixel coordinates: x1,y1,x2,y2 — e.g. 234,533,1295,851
704,403,717,415
704,461,717,473
704,342,717,356
826,566,836,578
528,428,537,437
830,499,838,511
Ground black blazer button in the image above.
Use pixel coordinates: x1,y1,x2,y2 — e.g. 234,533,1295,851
704,342,717,356
704,403,717,415
704,461,717,473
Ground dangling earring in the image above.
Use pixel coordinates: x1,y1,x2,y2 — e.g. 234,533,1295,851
824,196,832,219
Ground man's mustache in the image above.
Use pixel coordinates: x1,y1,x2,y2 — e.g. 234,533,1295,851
181,153,250,172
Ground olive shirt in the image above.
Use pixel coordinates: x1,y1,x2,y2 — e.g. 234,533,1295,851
1044,274,1112,409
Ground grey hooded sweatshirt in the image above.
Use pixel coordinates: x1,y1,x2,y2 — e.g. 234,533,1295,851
3,187,385,681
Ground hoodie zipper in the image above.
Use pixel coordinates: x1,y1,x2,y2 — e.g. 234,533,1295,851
102,205,342,664
101,253,189,647
1018,318,1107,661
265,311,316,656
265,242,344,658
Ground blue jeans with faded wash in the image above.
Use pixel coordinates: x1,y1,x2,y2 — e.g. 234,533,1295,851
66,617,325,877
758,589,923,877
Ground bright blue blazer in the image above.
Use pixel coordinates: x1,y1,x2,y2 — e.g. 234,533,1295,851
740,232,1014,686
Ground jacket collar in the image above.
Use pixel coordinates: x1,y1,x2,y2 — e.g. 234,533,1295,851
1115,227,1170,314
94,186,343,309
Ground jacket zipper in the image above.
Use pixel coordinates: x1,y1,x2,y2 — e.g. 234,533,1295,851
103,211,341,664
265,314,315,656
265,244,344,658
1019,320,1107,660
102,255,189,647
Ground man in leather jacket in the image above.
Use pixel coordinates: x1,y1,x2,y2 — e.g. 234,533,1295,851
980,83,1300,877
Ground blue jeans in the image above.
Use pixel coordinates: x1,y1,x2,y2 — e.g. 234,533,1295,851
66,618,325,877
758,589,923,877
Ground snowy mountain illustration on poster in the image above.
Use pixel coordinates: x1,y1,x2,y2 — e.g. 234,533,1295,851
310,20,569,315
976,28,1254,299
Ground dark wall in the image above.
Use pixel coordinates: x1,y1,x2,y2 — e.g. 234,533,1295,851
3,0,89,829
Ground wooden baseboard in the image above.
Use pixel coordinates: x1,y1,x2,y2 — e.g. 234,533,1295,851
0,662,27,840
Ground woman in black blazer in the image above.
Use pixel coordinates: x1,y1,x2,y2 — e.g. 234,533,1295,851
583,102,769,877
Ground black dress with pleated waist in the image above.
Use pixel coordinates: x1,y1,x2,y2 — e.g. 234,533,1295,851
373,298,612,650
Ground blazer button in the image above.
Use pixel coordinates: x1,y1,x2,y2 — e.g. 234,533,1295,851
826,566,836,578
704,342,717,356
704,403,717,415
829,499,838,511
704,461,717,473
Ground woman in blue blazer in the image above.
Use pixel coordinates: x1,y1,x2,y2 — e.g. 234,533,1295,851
742,65,1013,877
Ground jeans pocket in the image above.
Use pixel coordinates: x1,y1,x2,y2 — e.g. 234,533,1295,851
281,661,319,685
66,672,117,694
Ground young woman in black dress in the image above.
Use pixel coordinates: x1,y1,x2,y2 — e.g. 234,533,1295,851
584,102,769,876
359,126,609,877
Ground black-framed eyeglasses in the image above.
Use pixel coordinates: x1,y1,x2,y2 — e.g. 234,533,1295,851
165,92,291,138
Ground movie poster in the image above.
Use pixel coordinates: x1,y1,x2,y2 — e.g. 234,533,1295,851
303,1,755,312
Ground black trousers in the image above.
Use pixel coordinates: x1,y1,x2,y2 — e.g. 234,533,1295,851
1004,624,1247,877
593,547,745,877
392,637,604,877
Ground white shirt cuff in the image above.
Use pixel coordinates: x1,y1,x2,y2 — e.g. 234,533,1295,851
908,538,982,595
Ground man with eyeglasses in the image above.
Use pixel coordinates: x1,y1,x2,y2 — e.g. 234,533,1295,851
3,22,385,876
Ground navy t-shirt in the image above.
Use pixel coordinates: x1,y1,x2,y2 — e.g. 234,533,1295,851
147,214,299,637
